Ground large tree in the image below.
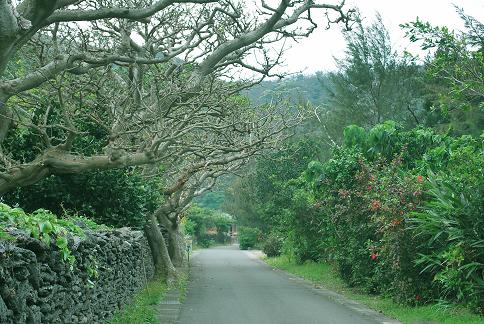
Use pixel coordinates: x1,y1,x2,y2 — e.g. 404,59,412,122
323,14,425,140
402,8,484,135
0,0,355,280
0,0,354,193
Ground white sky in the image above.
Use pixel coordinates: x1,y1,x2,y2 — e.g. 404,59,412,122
278,0,484,74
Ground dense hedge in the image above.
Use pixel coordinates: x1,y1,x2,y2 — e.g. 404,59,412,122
2,169,161,229
238,227,260,250
278,122,483,312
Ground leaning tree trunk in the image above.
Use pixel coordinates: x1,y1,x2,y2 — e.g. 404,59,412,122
157,212,187,268
144,214,177,283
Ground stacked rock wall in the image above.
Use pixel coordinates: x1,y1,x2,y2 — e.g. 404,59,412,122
0,228,155,323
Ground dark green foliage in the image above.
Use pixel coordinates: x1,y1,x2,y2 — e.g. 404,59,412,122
2,96,110,166
410,158,484,312
238,226,260,250
2,168,161,228
222,176,262,229
193,191,226,210
326,14,425,136
193,176,235,210
198,236,215,248
223,137,327,232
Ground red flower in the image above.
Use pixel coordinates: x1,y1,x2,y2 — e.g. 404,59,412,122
391,219,402,226
417,175,423,182
370,253,379,260
370,200,381,210
367,185,372,191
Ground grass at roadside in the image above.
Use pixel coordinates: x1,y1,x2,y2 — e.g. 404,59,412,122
108,271,189,324
177,269,190,303
265,255,482,324
108,276,168,324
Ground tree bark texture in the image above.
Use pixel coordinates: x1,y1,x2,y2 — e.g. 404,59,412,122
156,210,187,268
144,213,177,283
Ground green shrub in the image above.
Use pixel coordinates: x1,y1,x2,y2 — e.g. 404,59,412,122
2,168,161,228
262,233,283,257
198,234,216,248
283,183,330,264
238,227,260,250
409,146,483,313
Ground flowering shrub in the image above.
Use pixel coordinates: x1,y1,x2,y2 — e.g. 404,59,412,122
315,153,432,300
280,122,482,312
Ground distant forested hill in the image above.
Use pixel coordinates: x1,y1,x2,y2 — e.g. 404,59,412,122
245,73,331,106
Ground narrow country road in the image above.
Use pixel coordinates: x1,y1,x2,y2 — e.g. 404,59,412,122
178,245,397,324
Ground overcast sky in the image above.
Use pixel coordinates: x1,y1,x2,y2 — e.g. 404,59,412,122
277,0,484,74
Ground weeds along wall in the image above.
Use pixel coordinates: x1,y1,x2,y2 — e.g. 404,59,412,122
0,228,155,323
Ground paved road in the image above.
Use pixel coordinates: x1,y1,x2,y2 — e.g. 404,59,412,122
178,245,396,324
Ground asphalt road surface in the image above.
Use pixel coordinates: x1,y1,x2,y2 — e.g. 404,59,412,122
178,245,396,324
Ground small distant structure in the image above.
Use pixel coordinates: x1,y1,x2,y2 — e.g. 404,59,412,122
229,223,238,244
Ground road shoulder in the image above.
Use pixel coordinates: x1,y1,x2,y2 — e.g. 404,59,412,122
246,250,400,324
156,266,190,324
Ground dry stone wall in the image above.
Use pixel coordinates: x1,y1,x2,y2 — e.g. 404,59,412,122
0,228,154,323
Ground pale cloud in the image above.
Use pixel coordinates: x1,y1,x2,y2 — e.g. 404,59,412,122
280,0,484,74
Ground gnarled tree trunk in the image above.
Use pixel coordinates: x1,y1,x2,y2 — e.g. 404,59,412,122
144,213,177,283
157,211,186,268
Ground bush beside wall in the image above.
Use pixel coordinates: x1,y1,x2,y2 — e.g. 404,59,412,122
0,228,154,323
